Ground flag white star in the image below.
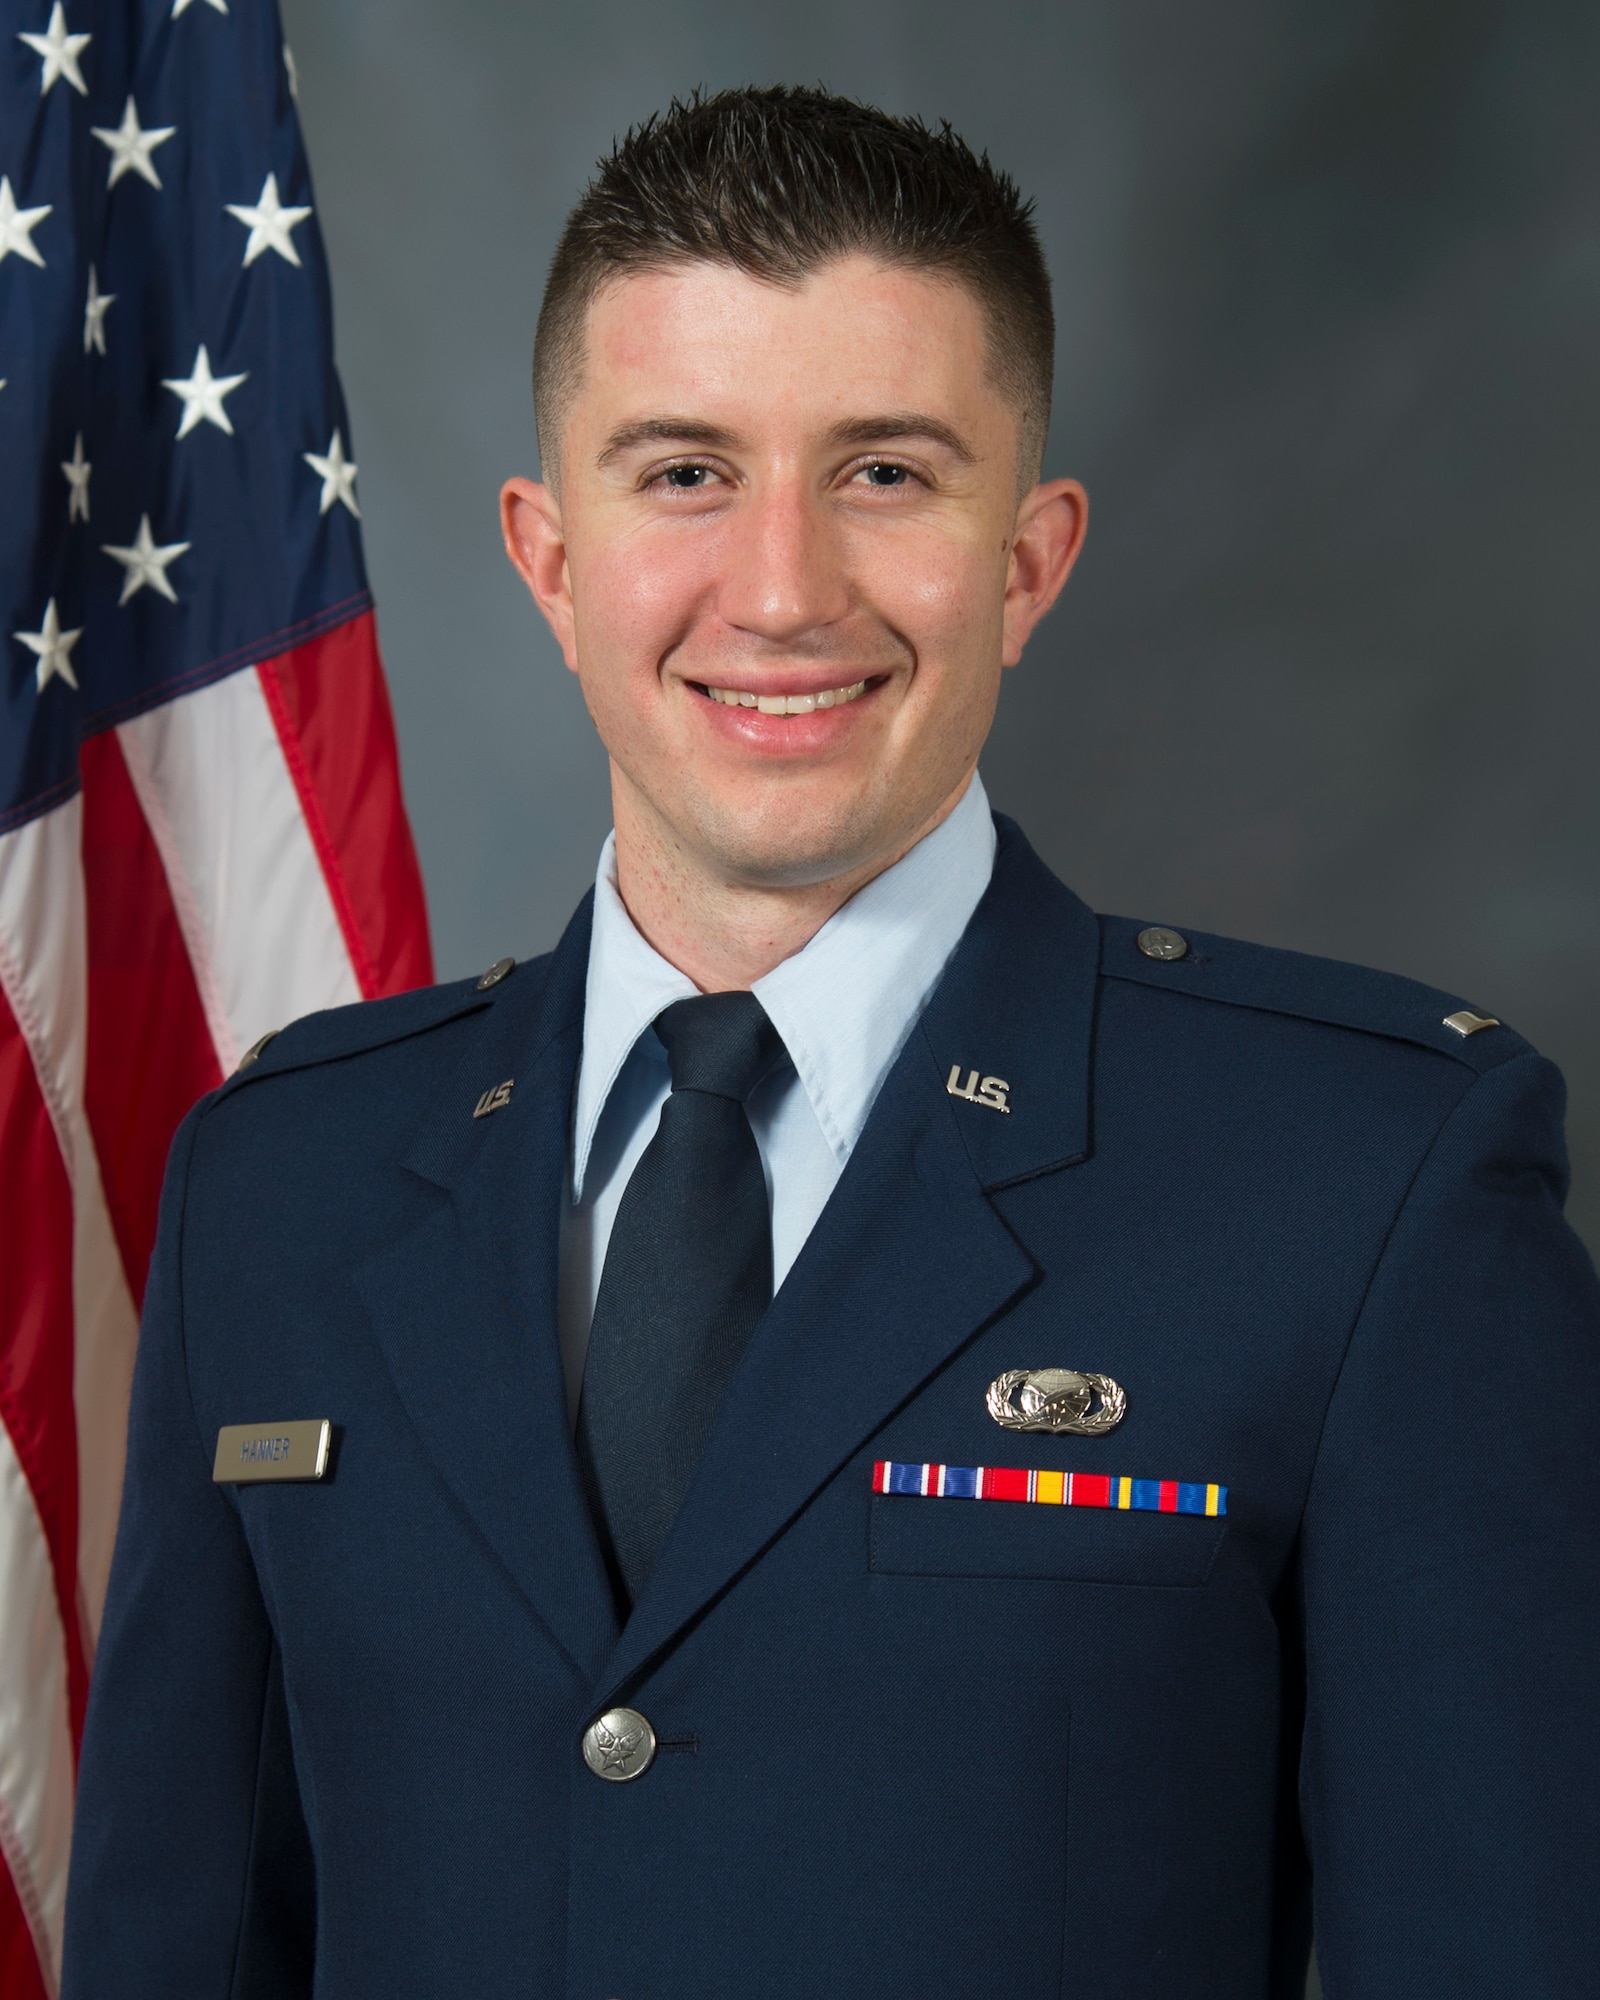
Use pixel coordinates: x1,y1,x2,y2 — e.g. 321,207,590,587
102,516,191,605
91,97,176,190
18,3,90,96
283,42,298,101
62,433,91,523
304,429,360,517
0,177,52,269
14,599,82,692
83,264,114,352
171,0,227,14
225,173,312,268
162,344,248,438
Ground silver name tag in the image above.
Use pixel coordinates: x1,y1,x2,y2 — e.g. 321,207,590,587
213,1419,331,1484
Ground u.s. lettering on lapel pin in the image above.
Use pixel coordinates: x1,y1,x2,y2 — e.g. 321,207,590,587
213,1420,331,1484
946,1065,1010,1113
987,1368,1127,1435
473,1079,513,1119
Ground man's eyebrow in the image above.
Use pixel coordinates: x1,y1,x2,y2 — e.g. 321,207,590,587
595,412,980,467
823,414,978,462
596,418,743,466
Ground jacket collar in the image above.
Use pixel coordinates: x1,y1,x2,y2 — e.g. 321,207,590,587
354,894,623,1679
916,814,1097,1190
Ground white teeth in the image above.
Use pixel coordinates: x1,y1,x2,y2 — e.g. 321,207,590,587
705,680,868,714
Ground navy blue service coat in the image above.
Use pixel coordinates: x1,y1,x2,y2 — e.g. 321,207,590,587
63,819,1600,1998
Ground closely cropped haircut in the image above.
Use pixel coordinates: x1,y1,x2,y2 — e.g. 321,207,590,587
534,85,1055,487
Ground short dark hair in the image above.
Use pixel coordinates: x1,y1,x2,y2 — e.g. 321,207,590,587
535,85,1055,485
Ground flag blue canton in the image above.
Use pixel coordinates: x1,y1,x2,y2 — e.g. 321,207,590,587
1,0,371,834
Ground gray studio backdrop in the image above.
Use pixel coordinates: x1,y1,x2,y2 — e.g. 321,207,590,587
279,0,1600,1295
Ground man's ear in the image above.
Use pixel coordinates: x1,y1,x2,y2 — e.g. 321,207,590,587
1001,478,1088,668
501,477,580,672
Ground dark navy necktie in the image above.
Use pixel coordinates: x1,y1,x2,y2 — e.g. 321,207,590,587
576,991,783,1608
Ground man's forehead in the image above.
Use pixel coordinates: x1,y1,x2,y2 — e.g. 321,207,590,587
577,255,993,413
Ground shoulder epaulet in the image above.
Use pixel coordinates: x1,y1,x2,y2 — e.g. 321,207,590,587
1097,916,1530,1075
214,956,527,1098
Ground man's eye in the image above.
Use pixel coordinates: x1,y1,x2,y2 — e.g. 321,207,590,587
860,463,910,487
663,465,712,489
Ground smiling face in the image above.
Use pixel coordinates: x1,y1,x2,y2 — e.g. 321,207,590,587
503,253,1085,912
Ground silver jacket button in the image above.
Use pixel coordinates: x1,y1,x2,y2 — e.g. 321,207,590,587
582,1707,656,1782
476,955,515,991
1136,925,1188,962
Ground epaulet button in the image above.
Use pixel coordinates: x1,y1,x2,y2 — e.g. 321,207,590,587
1136,927,1188,962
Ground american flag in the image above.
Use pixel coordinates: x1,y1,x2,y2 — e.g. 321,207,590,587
0,2,432,1987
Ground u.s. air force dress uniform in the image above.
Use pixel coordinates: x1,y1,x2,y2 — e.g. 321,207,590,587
63,788,1600,1999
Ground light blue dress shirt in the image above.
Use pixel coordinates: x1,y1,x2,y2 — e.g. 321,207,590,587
557,772,998,1419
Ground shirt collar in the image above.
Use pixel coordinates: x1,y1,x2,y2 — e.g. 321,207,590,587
571,849,699,1199
571,772,996,1197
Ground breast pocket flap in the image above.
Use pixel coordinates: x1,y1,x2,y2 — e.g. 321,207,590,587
868,1461,1229,1587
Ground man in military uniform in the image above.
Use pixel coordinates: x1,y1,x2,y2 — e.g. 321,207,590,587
65,87,1600,1998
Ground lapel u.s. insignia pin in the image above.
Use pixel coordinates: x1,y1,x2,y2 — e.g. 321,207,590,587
946,1065,1010,1113
472,1079,513,1119
987,1368,1126,1436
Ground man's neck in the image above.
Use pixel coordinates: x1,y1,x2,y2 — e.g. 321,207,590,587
609,771,976,992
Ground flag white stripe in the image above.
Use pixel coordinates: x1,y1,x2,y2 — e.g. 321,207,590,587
0,1422,73,1996
117,667,361,1073
0,806,141,1654
0,805,85,1167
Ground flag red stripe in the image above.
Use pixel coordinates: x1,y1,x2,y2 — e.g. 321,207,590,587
80,732,224,1310
257,612,434,999
0,1858,49,2000
0,984,88,1739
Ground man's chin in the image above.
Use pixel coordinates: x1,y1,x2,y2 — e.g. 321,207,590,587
685,795,902,895
679,772,981,898
614,752,971,900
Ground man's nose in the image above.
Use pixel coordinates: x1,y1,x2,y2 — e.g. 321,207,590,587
715,480,850,642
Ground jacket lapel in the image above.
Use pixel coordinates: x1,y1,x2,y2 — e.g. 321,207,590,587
597,820,1101,1700
354,898,620,1681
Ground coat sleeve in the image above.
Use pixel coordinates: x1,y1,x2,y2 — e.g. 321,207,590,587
61,1102,314,1998
1299,1051,1600,1996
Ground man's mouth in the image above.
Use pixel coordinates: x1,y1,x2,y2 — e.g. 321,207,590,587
697,679,871,715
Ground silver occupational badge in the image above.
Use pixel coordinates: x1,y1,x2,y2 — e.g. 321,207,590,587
986,1368,1126,1436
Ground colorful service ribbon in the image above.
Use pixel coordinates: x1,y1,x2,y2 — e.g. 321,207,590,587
872,1461,1226,1517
